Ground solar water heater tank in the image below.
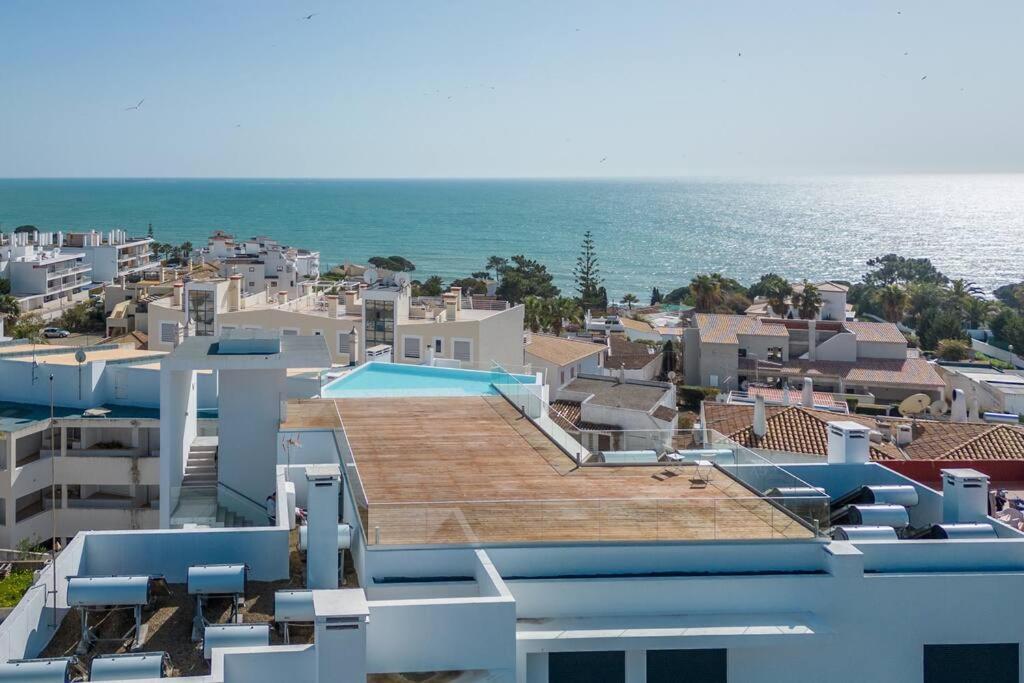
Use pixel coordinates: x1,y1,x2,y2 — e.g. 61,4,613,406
0,657,80,682
187,564,247,596
833,525,899,541
66,576,151,607
90,652,168,681
203,623,270,660
299,523,353,551
849,504,909,529
864,485,919,507
931,523,997,540
274,590,316,623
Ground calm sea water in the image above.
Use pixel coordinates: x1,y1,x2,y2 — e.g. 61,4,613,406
0,176,1021,299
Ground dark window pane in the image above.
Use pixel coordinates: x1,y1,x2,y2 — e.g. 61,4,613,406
549,651,624,683
925,644,1018,683
647,649,727,683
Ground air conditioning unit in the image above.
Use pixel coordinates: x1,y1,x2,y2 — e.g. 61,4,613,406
365,344,392,363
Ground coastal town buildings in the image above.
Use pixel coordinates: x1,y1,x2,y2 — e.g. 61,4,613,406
746,280,853,321
203,231,321,298
1,330,1023,682
0,230,94,313
683,313,945,404
524,332,606,389
61,229,156,284
936,362,1024,419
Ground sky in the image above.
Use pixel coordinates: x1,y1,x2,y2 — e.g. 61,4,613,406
1,0,1022,178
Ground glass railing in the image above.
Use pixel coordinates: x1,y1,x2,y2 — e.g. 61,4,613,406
364,495,826,546
490,367,586,463
217,482,272,526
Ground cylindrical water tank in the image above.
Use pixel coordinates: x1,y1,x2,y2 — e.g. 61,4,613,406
833,525,899,541
67,576,150,607
299,523,352,551
865,485,919,507
849,504,909,529
187,564,247,596
90,652,167,681
0,657,77,682
274,590,316,623
203,624,270,660
932,523,997,540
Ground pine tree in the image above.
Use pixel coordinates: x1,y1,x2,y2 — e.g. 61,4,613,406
573,231,604,311
650,287,663,305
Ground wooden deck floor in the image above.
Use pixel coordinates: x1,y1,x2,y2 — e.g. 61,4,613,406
293,396,815,545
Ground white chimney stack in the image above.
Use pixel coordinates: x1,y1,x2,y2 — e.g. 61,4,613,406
278,290,289,305
942,468,990,524
327,295,339,318
228,274,242,311
827,421,871,464
172,282,184,308
306,465,342,589
753,393,767,438
802,377,814,408
782,384,791,405
951,388,967,423
896,423,913,447
807,319,817,361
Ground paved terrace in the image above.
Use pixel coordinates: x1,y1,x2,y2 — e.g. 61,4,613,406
284,396,814,545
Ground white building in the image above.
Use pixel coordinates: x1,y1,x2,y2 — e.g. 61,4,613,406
524,333,606,389
937,362,1024,418
0,230,94,313
61,229,155,284
747,280,853,322
204,231,320,298
2,352,1024,682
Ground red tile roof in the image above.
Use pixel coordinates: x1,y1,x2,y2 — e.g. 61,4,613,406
694,314,789,345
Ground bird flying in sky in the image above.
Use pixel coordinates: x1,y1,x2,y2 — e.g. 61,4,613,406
124,99,144,111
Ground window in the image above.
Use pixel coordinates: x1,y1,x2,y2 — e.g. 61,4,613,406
570,366,576,378
220,325,236,334
160,322,178,345
924,644,1018,683
737,348,747,358
433,338,443,354
364,300,395,346
281,328,299,336
403,336,421,359
453,339,472,362
187,289,216,336
338,332,351,354
560,370,565,385
768,346,783,362
312,329,323,336
647,649,726,683
549,651,624,683
248,267,255,272
248,281,255,288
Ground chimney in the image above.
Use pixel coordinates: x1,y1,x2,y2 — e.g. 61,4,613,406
228,274,242,311
895,423,913,447
827,421,870,464
443,292,458,321
942,468,990,524
951,388,967,423
449,286,463,311
172,282,184,308
807,319,817,361
306,465,342,589
278,290,289,305
969,396,980,422
344,288,358,311
782,384,791,405
326,294,339,318
802,377,814,408
753,393,767,438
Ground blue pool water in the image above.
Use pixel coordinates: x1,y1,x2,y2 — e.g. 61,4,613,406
322,363,536,398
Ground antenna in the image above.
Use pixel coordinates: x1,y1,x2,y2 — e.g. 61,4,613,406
363,268,378,284
394,272,410,288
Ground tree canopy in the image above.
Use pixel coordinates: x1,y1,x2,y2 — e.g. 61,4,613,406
496,255,560,304
573,231,605,311
368,256,416,272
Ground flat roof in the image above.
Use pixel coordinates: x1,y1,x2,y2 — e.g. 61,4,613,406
313,396,813,544
0,402,160,432
14,348,166,365
563,376,668,411
163,334,332,370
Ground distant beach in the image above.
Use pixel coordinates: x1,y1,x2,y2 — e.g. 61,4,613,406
1,176,1022,299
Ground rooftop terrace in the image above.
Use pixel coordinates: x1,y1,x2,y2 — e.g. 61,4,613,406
285,396,816,545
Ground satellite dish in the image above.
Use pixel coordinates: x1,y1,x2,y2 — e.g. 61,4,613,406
667,371,677,381
898,393,931,417
363,267,378,284
927,400,948,417
74,348,87,364
394,272,410,288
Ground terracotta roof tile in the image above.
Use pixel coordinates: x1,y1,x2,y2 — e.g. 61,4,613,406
549,400,618,431
755,357,944,389
694,314,789,345
525,334,605,367
843,321,908,344
619,317,656,333
606,335,661,370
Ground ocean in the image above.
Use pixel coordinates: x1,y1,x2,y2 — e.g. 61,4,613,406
0,176,1022,299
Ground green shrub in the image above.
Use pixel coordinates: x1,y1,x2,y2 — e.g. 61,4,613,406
677,385,720,409
0,570,35,608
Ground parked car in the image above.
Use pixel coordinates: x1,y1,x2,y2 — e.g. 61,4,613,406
42,327,70,338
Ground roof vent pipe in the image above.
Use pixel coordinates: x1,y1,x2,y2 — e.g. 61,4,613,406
802,377,814,408
753,393,767,438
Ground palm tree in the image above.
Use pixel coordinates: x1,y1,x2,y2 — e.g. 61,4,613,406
0,294,19,323
962,296,996,330
762,278,793,317
689,274,722,313
874,284,909,323
547,297,582,336
791,280,823,320
622,293,638,310
948,278,983,299
523,296,545,333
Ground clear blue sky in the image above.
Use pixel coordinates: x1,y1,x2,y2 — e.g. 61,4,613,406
1,0,1022,178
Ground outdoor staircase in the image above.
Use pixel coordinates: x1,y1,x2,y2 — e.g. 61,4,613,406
171,436,257,528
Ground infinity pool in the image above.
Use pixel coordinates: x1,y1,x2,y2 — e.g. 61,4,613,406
322,362,537,398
